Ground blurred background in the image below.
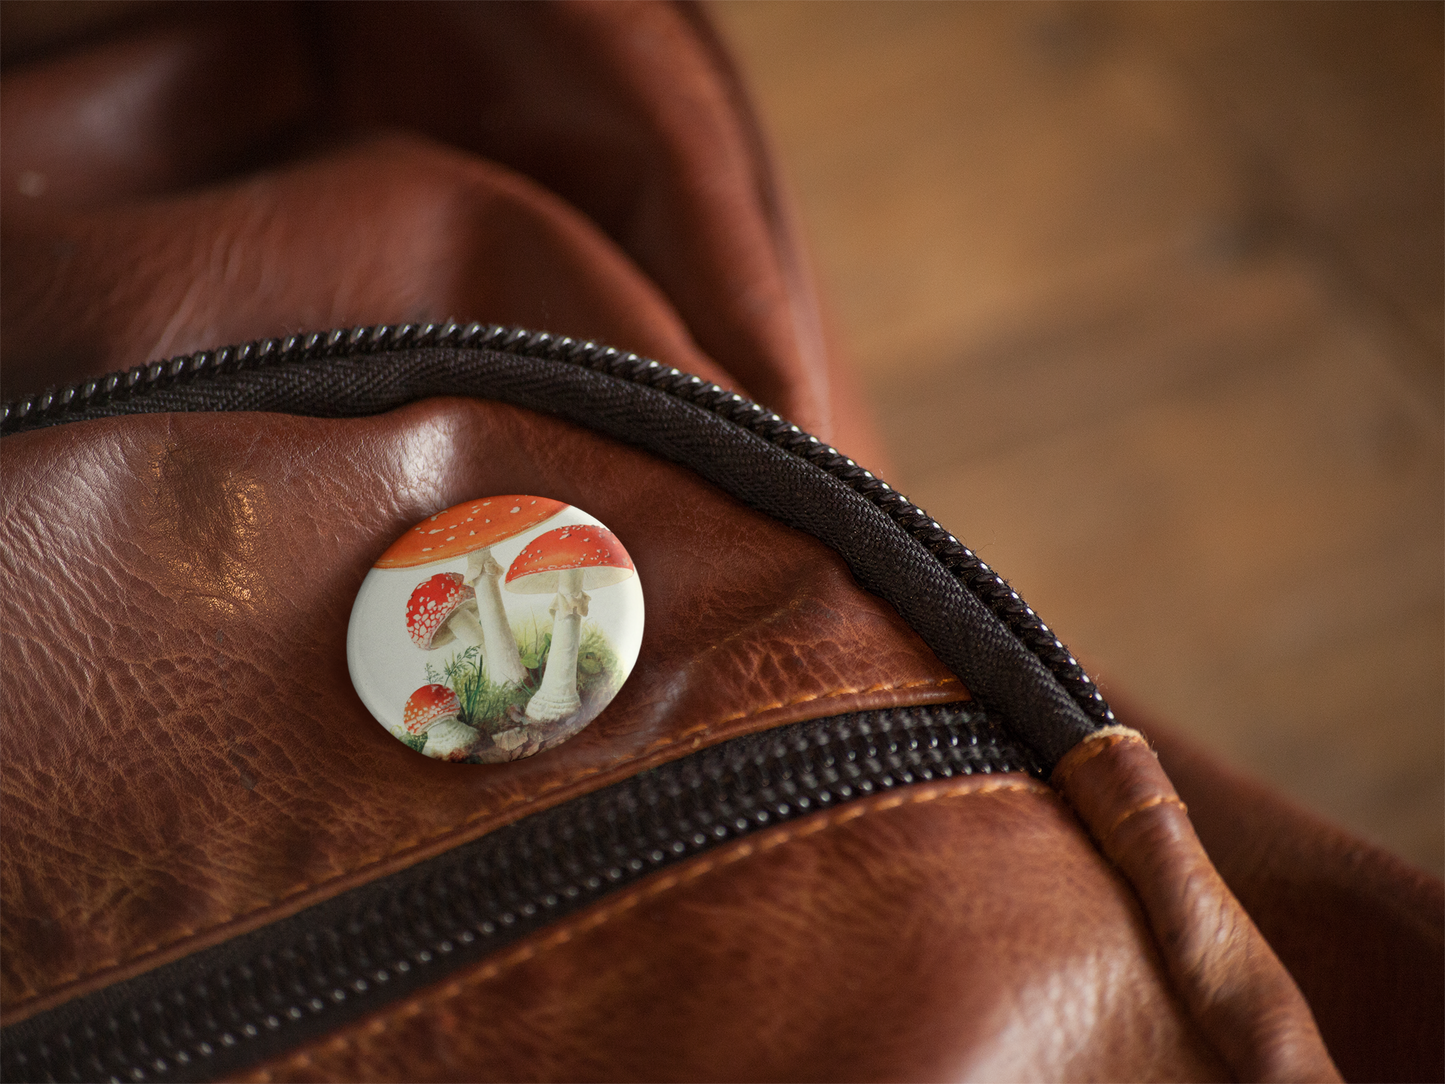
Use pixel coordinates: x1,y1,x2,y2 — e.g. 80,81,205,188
711,1,1443,873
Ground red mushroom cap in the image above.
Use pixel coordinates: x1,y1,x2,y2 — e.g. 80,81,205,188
504,524,635,594
375,496,567,569
406,573,474,648
402,684,461,735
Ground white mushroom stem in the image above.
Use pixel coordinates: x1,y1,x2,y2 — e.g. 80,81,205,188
466,550,527,687
424,716,480,759
441,600,486,650
525,568,589,724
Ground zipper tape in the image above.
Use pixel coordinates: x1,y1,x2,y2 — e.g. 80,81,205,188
1,704,1038,1084
0,323,1112,769
3,324,1108,1079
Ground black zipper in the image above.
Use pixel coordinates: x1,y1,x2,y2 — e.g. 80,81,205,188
3,323,1111,1080
1,703,1039,1084
0,322,1113,757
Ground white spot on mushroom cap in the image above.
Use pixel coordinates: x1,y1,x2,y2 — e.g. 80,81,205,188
405,573,473,647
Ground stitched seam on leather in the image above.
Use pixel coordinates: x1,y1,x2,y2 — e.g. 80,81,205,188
1099,794,1188,843
1049,725,1148,788
10,676,963,1009
242,777,1050,1081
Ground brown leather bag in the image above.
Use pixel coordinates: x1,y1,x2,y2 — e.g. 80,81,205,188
2,4,1439,1081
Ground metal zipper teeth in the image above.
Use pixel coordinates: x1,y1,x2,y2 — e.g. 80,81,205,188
2,705,1040,1084
0,322,1113,727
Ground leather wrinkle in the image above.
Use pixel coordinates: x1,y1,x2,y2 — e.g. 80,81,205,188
2,135,738,401
9,341,1102,764
312,2,836,435
1054,727,1341,1082
1140,711,1445,1083
241,778,1054,1082
6,676,960,1014
0,1,881,460
235,773,1230,1084
0,401,970,1020
4,702,1043,1084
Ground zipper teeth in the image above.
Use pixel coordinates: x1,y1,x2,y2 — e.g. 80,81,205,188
0,322,1112,725
4,705,1038,1084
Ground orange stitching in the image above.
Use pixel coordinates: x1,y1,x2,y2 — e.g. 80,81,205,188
1100,793,1188,841
12,677,963,1010
1049,725,1148,788
242,777,1048,1082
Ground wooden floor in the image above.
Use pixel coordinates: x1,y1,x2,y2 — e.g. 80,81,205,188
711,1,1443,873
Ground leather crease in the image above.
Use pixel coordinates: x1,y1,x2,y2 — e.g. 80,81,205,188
4,676,962,1019
1053,728,1340,1082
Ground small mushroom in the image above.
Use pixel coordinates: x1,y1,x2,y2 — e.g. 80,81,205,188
402,684,479,760
505,524,635,725
377,497,566,686
405,573,485,651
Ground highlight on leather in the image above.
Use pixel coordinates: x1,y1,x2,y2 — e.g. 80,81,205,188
0,0,880,462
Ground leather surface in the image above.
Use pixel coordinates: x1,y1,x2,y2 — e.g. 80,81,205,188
3,133,740,405
1052,728,1340,1082
1144,718,1445,1084
0,2,1433,1081
232,778,1229,1084
0,402,961,1023
0,0,882,468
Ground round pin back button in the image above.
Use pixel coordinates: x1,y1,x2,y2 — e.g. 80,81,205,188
347,496,643,762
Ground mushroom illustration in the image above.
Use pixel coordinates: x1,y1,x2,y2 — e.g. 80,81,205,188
405,573,485,651
377,497,566,686
505,524,635,724
402,683,479,760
